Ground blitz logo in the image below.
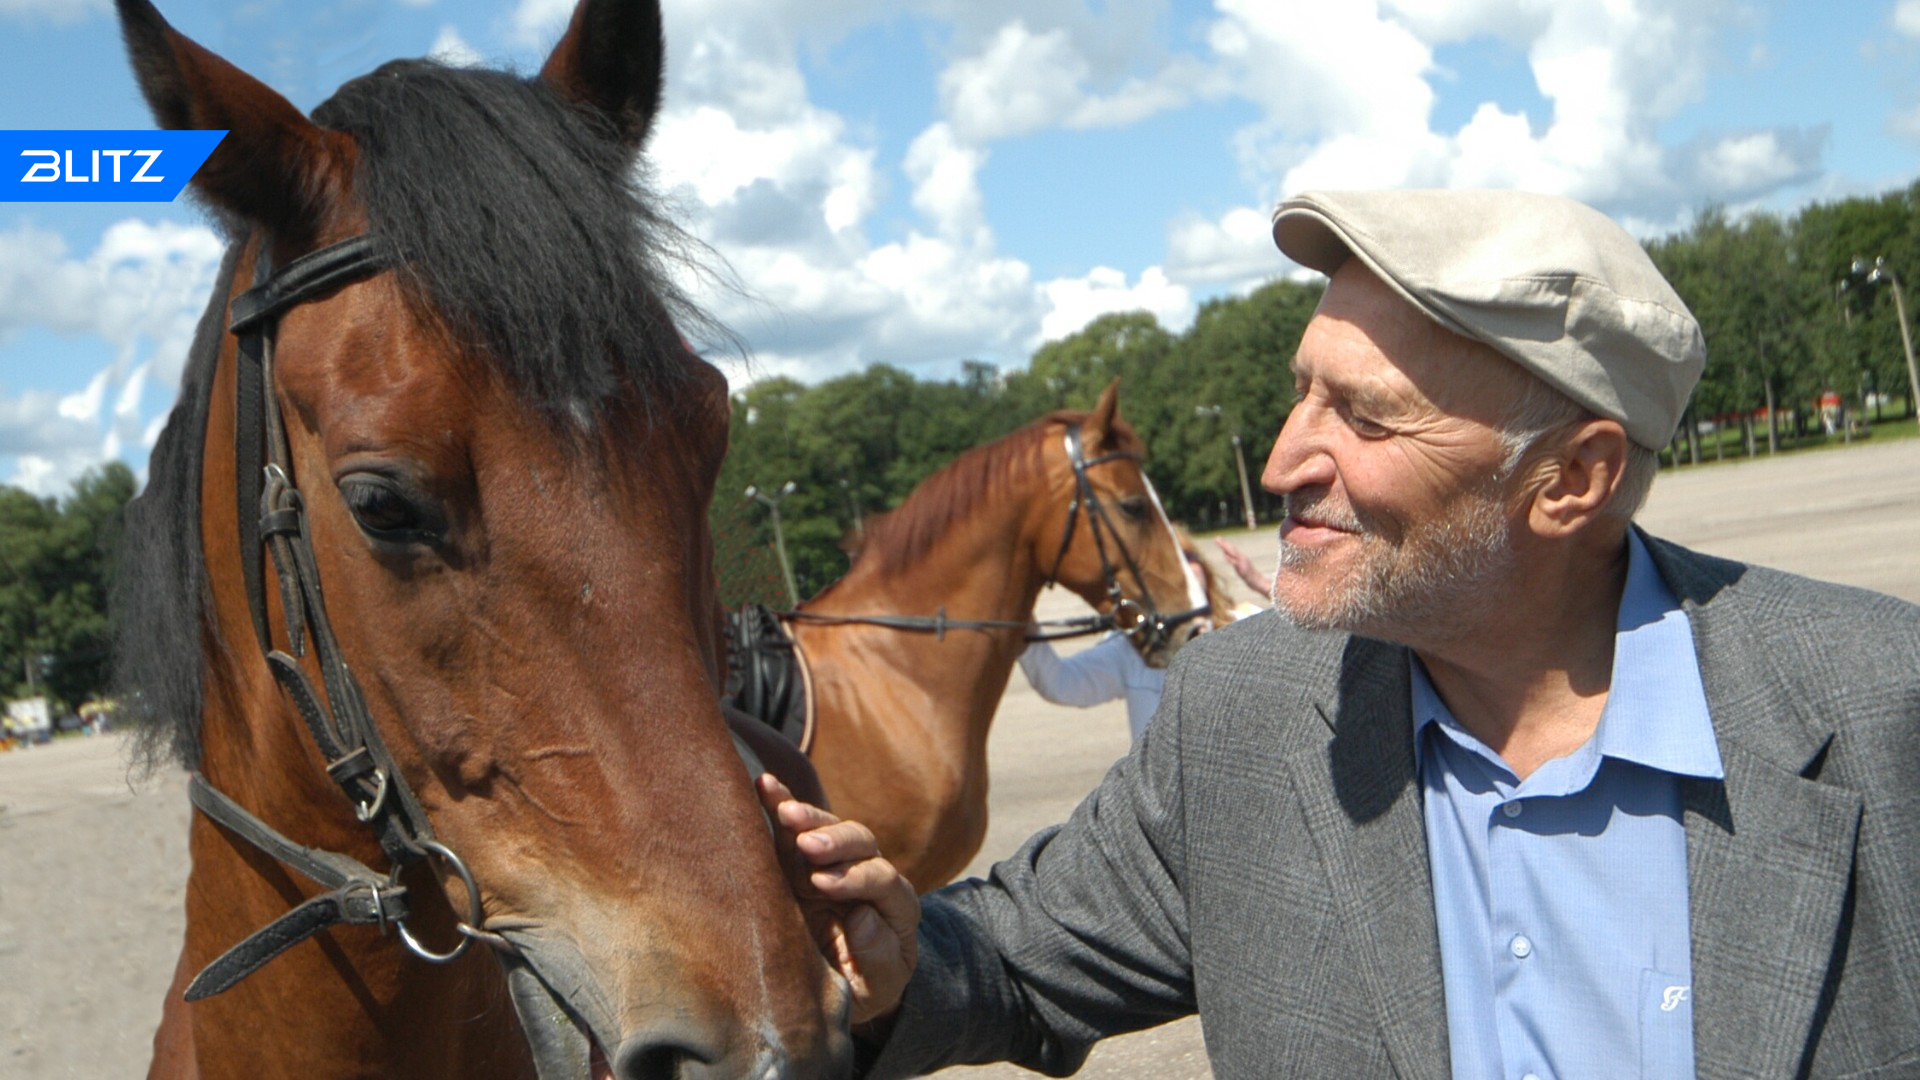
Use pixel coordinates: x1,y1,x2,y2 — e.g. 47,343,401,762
0,130,221,202
20,149,164,183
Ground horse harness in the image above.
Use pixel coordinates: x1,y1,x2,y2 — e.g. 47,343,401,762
187,233,799,1007
177,233,493,1001
780,421,1212,651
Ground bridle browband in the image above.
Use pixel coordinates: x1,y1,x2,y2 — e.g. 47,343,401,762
183,233,490,1001
782,421,1211,649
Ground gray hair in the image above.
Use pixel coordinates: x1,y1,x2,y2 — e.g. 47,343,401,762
1497,374,1658,521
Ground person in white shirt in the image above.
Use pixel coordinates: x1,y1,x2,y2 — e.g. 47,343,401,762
1018,630,1165,741
1020,542,1240,741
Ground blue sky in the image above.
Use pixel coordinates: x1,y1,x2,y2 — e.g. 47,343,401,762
3,0,1920,494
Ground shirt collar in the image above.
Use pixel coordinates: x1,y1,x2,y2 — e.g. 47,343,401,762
1412,530,1723,782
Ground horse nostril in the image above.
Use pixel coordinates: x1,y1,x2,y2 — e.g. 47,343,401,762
615,1035,805,1080
612,1027,720,1080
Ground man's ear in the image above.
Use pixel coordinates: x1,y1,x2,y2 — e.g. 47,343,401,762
1524,419,1630,538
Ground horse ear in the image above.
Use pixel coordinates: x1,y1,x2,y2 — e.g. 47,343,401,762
1084,377,1124,450
540,0,666,149
115,0,347,233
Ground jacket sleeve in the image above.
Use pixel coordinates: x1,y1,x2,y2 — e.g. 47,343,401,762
860,649,1197,1077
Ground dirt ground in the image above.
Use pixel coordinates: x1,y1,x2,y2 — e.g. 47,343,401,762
3,437,1917,1078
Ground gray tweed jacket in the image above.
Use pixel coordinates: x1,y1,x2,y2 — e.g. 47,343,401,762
863,535,1920,1079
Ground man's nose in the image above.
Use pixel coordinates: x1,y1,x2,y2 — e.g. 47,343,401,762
1261,405,1332,497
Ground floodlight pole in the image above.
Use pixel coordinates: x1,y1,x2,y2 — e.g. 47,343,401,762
745,481,800,606
1851,256,1920,420
1196,405,1258,530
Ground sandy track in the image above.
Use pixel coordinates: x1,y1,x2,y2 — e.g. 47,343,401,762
3,437,1917,1078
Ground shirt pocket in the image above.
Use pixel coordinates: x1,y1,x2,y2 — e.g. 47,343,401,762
1640,967,1698,1079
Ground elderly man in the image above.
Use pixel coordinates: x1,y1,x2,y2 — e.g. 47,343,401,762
768,190,1920,1079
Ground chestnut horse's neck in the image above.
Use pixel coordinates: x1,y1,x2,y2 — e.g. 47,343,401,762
794,447,1068,888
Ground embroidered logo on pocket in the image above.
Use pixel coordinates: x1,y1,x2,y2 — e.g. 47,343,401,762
1660,985,1690,1012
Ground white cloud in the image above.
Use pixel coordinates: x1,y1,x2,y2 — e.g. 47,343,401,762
942,22,1089,143
1166,207,1280,286
1896,0,1920,40
1194,0,1810,221
1038,266,1193,344
429,25,483,67
904,123,988,245
939,20,1204,144
0,0,105,23
0,220,222,494
1692,131,1806,193
510,0,573,47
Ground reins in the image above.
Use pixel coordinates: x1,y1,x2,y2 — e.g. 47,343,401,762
183,234,494,1001
782,422,1211,648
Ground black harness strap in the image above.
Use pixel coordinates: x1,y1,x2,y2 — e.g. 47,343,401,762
186,232,483,998
183,776,410,1000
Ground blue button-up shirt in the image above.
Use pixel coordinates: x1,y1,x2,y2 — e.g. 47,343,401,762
1417,531,1725,1080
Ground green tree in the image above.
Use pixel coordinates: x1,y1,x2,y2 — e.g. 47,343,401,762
0,462,135,708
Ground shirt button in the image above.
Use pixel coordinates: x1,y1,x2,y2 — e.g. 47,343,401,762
1502,801,1523,819
1510,934,1534,959
1522,1074,1543,1080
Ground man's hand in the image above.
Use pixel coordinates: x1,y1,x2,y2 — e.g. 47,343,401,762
756,774,920,1026
1213,536,1273,598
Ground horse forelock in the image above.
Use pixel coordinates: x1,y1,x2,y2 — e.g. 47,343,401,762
310,58,728,423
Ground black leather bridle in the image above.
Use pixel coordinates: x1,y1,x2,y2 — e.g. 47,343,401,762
184,234,791,1015
784,420,1211,648
182,233,487,1000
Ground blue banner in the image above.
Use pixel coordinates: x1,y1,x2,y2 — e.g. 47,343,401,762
0,130,225,203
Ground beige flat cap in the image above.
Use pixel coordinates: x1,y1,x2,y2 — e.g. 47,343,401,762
1272,189,1705,450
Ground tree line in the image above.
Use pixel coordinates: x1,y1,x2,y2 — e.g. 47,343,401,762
718,181,1920,604
0,463,134,712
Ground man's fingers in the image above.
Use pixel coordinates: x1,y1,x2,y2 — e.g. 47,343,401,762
776,797,844,837
796,820,882,867
809,853,914,914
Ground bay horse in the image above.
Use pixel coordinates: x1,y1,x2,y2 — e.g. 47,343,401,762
112,0,848,1075
787,382,1203,889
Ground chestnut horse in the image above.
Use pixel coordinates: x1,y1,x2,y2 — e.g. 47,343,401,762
789,383,1203,889
112,0,848,1076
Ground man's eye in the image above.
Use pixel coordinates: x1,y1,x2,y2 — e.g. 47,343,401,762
1345,410,1390,437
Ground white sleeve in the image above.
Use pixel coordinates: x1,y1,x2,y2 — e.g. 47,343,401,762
1017,636,1129,707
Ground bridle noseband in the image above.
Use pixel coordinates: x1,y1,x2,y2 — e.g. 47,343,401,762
183,233,489,1001
1041,421,1209,653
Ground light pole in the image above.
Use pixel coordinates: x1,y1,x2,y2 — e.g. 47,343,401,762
1846,256,1920,421
745,481,800,606
837,477,864,535
1195,405,1258,530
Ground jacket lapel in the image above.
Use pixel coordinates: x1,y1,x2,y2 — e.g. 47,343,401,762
1650,537,1864,1079
1289,637,1451,1080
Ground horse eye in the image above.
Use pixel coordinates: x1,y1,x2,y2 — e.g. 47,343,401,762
1118,496,1150,522
339,474,443,544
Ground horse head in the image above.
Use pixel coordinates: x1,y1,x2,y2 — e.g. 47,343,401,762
1037,380,1207,668
114,0,849,1075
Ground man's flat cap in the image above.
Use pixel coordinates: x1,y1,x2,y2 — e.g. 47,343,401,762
1272,189,1705,450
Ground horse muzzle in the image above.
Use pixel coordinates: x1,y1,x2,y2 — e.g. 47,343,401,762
497,925,852,1080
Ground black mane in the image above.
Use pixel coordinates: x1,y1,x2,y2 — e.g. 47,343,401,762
122,58,721,769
